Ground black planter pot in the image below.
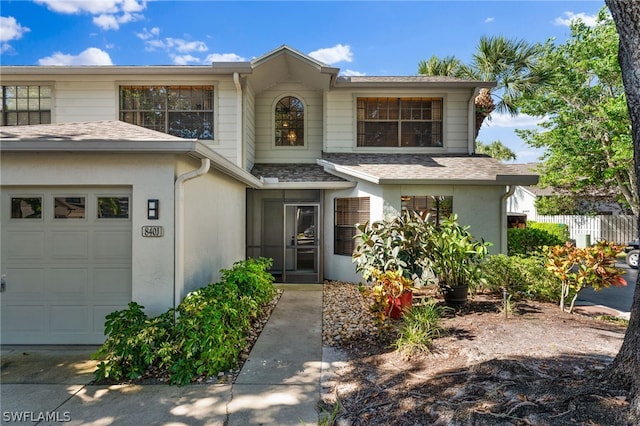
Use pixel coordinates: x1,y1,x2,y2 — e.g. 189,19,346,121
442,284,469,305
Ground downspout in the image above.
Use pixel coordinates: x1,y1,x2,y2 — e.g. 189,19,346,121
500,185,516,254
233,72,243,168
468,87,481,155
174,158,211,314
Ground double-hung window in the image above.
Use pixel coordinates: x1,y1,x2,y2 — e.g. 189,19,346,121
357,97,442,147
1,85,52,126
120,85,214,140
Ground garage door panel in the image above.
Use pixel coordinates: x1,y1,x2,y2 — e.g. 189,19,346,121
1,187,132,344
50,305,90,332
50,231,89,259
94,231,132,260
93,268,131,298
6,231,45,259
2,305,47,332
50,268,89,298
5,268,45,296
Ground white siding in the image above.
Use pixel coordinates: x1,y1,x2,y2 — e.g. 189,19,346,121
254,83,323,163
211,79,240,165
245,84,256,169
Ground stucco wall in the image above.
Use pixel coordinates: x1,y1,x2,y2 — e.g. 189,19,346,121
323,182,508,284
179,157,247,297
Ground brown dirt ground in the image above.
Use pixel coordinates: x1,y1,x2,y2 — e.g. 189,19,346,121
320,284,632,426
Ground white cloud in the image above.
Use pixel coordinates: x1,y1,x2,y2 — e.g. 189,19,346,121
0,16,30,42
484,17,494,23
165,38,208,53
485,112,545,128
308,44,353,65
0,16,30,53
554,11,598,27
34,0,147,30
204,53,247,62
38,47,113,65
172,54,200,65
341,69,366,77
136,27,160,40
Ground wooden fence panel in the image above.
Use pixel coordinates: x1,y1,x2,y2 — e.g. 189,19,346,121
532,215,638,245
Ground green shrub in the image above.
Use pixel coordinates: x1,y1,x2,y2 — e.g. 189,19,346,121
507,227,564,256
392,299,448,356
528,221,570,242
481,254,560,302
93,257,275,386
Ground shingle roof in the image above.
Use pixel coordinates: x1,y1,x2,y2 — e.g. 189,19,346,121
0,120,189,142
319,153,539,185
251,163,347,183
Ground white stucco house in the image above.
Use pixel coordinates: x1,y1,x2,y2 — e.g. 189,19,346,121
0,45,537,344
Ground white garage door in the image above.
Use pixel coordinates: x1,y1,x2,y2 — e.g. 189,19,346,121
1,187,132,344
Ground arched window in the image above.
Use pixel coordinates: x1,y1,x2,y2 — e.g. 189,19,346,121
275,96,304,146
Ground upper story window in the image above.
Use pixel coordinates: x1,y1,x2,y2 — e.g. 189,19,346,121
357,97,442,147
275,96,304,146
1,85,52,126
119,85,214,140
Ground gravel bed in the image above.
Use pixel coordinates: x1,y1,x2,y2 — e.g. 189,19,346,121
322,281,379,349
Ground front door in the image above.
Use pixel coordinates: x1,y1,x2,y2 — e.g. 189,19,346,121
283,204,320,283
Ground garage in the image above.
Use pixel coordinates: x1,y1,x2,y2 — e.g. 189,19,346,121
1,187,132,344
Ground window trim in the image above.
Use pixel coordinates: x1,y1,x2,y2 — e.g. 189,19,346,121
354,94,446,150
118,84,215,140
272,94,308,149
1,83,54,126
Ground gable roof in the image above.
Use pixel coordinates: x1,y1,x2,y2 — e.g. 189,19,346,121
318,153,539,186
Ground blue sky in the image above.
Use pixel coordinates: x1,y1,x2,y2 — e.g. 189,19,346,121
1,0,607,163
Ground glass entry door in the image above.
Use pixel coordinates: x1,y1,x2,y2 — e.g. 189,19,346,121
283,204,320,283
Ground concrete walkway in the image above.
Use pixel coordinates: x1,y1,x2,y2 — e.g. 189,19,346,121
0,285,325,426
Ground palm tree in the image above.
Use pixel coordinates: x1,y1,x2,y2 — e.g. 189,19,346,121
418,35,549,139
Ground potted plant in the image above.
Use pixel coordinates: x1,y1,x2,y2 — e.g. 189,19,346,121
428,215,491,305
366,269,414,322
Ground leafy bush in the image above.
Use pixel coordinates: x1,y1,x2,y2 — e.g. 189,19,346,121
93,257,275,385
508,227,564,256
481,254,560,302
528,221,570,242
392,300,448,356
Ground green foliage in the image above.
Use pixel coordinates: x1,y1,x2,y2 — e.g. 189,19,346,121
362,269,414,326
516,8,637,214
93,257,275,385
428,215,491,291
508,227,564,255
392,300,449,356
476,140,517,161
545,241,625,313
481,254,560,303
528,221,570,242
535,195,581,215
353,209,434,285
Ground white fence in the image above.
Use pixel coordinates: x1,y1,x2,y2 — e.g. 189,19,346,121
531,215,638,245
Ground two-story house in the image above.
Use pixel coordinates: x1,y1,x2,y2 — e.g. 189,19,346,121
0,45,537,344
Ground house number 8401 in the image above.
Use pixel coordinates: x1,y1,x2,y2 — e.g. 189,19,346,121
142,226,164,237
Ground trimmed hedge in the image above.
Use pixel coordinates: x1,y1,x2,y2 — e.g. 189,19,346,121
508,227,564,256
528,221,570,243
